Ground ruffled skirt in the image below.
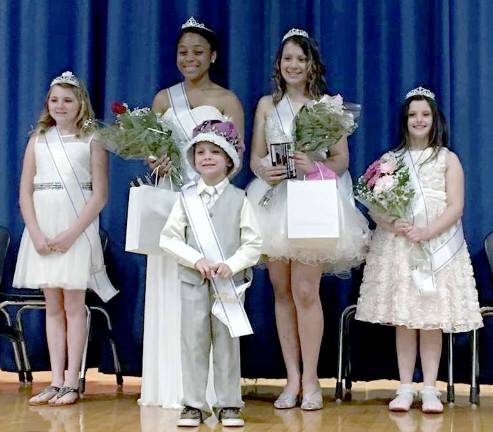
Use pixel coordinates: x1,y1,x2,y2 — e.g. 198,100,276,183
355,227,483,332
246,173,370,275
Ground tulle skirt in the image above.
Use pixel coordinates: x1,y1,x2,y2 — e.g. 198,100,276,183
13,189,94,290
246,173,370,275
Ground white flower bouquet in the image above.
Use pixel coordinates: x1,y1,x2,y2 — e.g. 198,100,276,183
293,94,360,154
99,102,183,186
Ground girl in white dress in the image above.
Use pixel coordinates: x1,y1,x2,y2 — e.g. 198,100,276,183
248,29,369,411
355,87,483,413
139,17,244,409
14,72,111,406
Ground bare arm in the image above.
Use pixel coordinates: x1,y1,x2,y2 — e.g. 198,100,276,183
222,91,244,144
321,135,350,175
407,151,464,243
48,138,109,253
19,136,51,255
151,89,170,114
249,96,287,184
222,91,245,175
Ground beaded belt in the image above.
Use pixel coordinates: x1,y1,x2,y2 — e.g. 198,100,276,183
33,182,92,191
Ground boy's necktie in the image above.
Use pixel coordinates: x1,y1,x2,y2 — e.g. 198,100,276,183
202,186,218,209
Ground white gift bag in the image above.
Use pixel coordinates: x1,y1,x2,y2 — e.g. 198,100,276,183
125,185,179,255
287,178,339,248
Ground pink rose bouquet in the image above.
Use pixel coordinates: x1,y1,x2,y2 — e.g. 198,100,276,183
354,151,414,219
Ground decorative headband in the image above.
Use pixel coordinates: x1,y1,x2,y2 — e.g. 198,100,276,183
181,16,214,34
192,120,240,148
282,28,309,42
50,71,80,88
405,86,435,100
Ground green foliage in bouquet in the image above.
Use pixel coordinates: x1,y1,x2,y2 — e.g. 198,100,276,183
354,152,415,220
99,102,183,186
293,95,358,154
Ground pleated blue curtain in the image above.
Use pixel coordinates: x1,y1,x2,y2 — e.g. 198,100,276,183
1,0,493,380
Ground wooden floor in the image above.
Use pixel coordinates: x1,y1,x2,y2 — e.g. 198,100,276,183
1,371,493,431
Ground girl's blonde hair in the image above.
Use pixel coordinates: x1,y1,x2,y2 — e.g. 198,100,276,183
35,80,95,137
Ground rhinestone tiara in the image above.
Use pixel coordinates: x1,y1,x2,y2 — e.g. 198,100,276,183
181,16,214,33
50,71,80,88
405,86,435,100
282,28,309,42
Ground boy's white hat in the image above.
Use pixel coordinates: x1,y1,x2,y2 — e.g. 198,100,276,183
185,115,242,174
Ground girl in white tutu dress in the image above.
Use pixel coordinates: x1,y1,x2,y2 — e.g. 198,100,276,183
248,28,369,411
355,87,483,413
140,17,244,409
14,71,114,406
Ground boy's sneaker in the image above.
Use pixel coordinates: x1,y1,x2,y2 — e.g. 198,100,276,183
218,407,244,427
177,406,202,427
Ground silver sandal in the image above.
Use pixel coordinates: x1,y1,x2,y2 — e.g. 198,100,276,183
28,385,61,406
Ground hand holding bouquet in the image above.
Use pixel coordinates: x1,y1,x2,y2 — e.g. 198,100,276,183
293,94,359,154
354,151,414,220
99,102,183,186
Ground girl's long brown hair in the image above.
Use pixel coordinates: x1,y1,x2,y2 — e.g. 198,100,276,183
272,35,328,105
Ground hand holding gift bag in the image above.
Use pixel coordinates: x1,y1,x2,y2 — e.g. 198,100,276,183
125,174,179,255
287,162,339,249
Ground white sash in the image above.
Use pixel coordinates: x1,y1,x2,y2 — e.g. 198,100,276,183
274,94,296,138
181,184,253,338
167,82,197,140
403,150,465,295
44,128,118,302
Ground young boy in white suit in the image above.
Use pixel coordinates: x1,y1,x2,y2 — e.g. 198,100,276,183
160,115,262,427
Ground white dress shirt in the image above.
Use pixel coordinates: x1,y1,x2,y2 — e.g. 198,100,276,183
160,177,263,275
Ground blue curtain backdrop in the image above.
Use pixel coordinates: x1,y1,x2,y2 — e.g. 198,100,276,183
1,0,493,382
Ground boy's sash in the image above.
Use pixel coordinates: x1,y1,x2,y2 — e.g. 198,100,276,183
404,150,465,295
167,82,197,140
180,184,253,338
44,127,118,302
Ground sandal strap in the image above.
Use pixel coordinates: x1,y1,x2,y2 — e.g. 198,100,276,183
43,385,61,393
57,386,79,398
35,385,60,398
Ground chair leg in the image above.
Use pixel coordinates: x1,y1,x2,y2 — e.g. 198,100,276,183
78,306,92,394
335,305,357,401
447,333,455,404
335,307,347,401
14,303,46,384
16,306,38,384
91,306,123,388
470,329,480,405
0,307,25,383
344,308,357,400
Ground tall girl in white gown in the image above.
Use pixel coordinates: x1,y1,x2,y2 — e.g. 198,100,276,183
13,71,115,406
139,17,244,409
248,29,369,411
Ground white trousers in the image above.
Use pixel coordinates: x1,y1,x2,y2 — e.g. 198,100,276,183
181,279,243,415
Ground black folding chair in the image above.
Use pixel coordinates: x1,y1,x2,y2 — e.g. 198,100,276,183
2,228,122,392
469,231,493,405
0,226,26,382
336,305,456,404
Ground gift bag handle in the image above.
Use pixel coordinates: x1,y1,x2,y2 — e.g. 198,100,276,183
303,161,332,181
151,165,176,191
